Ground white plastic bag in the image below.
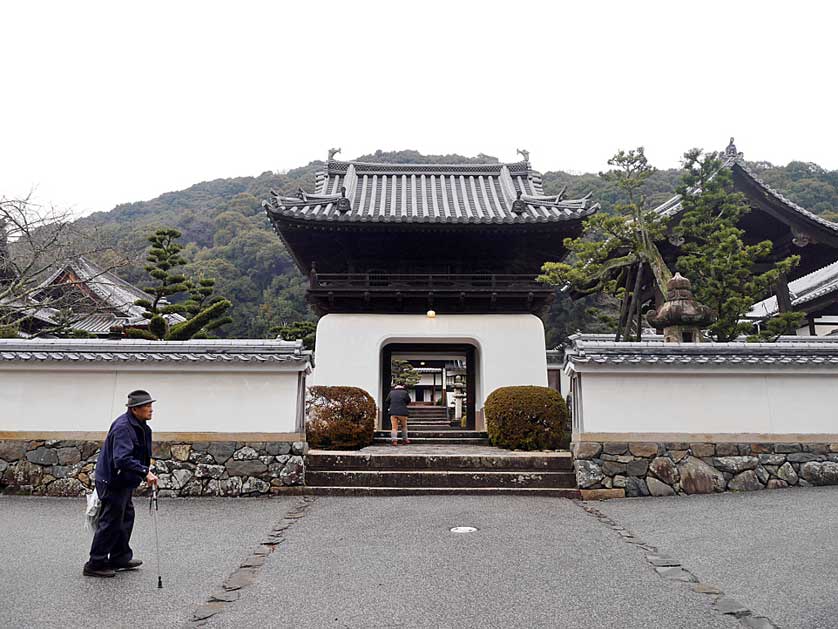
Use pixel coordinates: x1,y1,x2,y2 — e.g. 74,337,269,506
84,488,102,534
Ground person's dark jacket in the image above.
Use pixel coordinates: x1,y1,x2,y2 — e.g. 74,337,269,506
385,388,412,416
94,411,152,490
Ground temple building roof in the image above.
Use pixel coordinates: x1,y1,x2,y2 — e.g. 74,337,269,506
654,139,838,240
265,155,598,226
747,259,838,321
29,256,185,335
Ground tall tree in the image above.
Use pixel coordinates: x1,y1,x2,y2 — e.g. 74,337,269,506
673,150,802,342
539,147,671,340
390,359,421,387
129,228,233,340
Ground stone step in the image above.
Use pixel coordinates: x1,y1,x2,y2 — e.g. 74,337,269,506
307,469,577,489
373,437,490,445
374,430,486,439
306,452,574,472
301,486,581,497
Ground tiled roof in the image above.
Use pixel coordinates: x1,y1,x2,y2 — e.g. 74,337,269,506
0,338,312,368
264,159,598,225
747,259,838,319
564,334,838,370
33,257,185,331
653,146,838,234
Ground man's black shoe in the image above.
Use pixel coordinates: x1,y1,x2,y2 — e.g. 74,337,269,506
83,563,116,578
112,559,143,571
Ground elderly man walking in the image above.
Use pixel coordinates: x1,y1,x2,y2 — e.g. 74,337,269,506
83,390,159,578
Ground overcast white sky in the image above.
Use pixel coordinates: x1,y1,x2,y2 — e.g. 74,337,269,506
2,0,836,218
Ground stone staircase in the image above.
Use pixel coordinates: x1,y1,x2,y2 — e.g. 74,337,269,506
373,404,490,446
305,446,579,496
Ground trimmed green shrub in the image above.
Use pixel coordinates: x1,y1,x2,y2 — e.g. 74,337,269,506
485,386,568,451
306,386,376,450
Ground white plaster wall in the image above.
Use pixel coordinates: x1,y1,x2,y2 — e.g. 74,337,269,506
313,314,548,409
576,371,838,434
0,367,301,434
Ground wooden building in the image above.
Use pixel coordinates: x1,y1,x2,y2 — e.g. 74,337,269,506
265,152,596,427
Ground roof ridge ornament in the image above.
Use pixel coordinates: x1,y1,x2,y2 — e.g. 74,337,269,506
725,137,740,159
516,148,530,163
511,190,527,214
336,186,351,213
328,147,341,161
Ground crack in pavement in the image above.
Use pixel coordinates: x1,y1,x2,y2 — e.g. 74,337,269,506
575,500,781,629
186,496,317,627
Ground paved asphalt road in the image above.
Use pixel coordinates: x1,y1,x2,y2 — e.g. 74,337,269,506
2,489,836,628
597,486,838,629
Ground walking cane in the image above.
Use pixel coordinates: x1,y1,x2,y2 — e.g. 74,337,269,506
149,472,163,589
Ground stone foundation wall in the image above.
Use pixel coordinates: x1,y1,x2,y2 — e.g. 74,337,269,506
572,441,838,498
0,439,306,497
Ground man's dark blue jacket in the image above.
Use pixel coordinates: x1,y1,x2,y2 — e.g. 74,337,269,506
94,411,152,490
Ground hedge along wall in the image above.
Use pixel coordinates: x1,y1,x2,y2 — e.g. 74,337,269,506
0,339,312,496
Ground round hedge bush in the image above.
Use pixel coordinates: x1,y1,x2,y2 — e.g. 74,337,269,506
306,386,376,450
485,386,568,451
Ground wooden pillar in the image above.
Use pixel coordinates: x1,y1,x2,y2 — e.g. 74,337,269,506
808,317,817,337
775,273,793,314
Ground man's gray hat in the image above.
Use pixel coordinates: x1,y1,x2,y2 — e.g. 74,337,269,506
126,390,156,408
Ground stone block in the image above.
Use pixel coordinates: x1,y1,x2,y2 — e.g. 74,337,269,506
207,441,237,463
612,475,626,488
758,454,786,466
715,443,739,456
678,457,726,494
766,479,789,490
266,442,293,456
580,488,624,501
800,461,838,486
830,443,838,453
663,442,690,451
649,457,679,485
670,450,688,463
170,444,191,461
0,442,27,462
291,441,307,456
56,447,81,465
628,442,659,458
728,470,763,491
152,442,171,459
574,460,604,488
786,452,820,463
803,443,830,454
233,446,259,461
775,443,802,453
279,456,304,486
646,477,675,497
45,478,86,497
755,465,769,484
25,447,58,466
689,443,715,458
749,443,773,454
602,442,627,455
624,477,649,497
601,454,633,463
601,461,627,476
189,451,215,465
712,456,758,474
226,460,268,477
626,459,649,477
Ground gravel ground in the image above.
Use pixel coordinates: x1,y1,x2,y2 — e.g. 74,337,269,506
597,486,838,629
209,496,737,629
0,495,296,629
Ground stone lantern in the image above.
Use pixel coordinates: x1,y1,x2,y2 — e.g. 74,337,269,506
646,273,716,343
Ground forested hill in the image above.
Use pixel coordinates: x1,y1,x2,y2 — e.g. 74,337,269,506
73,151,838,341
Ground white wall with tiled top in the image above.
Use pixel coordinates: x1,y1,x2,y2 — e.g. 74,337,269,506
0,365,303,435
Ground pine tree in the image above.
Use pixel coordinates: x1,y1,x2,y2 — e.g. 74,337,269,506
673,150,802,342
128,228,233,340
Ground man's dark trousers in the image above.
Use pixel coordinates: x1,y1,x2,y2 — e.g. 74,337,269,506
89,481,136,568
